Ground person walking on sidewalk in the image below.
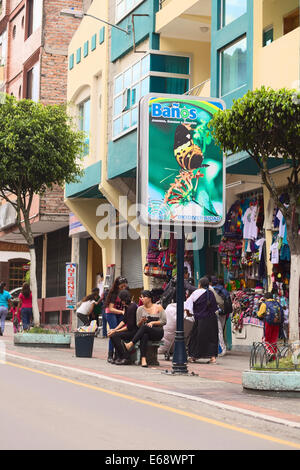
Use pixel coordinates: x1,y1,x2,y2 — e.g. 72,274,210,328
17,283,33,331
11,298,21,333
108,290,138,365
184,277,219,364
124,290,166,368
257,292,284,359
0,281,12,336
105,276,128,363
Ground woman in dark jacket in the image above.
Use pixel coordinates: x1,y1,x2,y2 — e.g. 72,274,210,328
184,277,218,364
108,290,138,365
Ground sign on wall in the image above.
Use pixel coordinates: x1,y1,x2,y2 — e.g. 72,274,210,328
66,263,77,310
138,94,226,227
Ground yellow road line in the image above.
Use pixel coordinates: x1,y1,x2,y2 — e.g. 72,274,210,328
5,360,300,450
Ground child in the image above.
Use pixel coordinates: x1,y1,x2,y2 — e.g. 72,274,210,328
11,299,21,333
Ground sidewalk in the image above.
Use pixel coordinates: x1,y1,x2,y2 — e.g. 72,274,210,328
2,321,300,427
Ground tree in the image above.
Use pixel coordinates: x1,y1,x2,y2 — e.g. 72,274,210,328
0,95,84,326
210,87,300,342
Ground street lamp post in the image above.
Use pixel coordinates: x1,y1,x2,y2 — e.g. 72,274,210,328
60,8,130,35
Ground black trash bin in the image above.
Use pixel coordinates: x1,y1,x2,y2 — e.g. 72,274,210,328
75,332,95,358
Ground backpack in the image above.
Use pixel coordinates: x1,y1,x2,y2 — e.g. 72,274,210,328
264,300,283,325
214,285,233,316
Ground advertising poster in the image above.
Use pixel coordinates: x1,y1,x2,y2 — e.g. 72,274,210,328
138,94,226,227
66,263,77,310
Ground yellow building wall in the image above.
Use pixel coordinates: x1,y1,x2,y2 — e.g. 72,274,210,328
263,0,299,40
67,1,109,171
253,0,299,90
156,0,204,33
159,37,211,92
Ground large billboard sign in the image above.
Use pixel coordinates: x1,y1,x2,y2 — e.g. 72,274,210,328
138,94,226,228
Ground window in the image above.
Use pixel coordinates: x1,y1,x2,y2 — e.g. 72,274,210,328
26,61,40,101
263,26,273,46
220,36,247,97
79,98,91,156
115,0,145,24
9,261,27,291
283,8,299,36
221,0,247,28
27,0,42,38
112,52,190,139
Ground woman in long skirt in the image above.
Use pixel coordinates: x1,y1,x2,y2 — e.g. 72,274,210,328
184,277,219,364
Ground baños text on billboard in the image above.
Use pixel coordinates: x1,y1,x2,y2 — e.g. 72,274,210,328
138,94,226,228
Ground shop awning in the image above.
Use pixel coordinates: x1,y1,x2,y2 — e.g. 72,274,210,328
65,161,104,199
226,152,290,175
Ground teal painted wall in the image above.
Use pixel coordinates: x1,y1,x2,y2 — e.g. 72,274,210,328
211,0,253,108
211,0,254,171
111,0,159,62
65,161,102,198
107,130,137,179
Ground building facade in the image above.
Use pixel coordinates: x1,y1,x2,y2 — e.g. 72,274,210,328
0,0,91,324
65,0,299,332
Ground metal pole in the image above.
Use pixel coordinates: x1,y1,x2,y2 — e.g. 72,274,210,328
84,13,129,35
172,232,188,374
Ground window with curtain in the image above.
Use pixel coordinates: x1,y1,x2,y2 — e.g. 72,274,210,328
113,53,190,139
79,98,91,156
220,36,247,97
221,0,247,28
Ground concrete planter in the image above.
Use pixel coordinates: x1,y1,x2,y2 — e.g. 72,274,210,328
243,369,300,392
14,333,72,348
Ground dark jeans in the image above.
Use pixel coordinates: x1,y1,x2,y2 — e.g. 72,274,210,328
21,308,33,331
77,313,90,326
110,329,137,359
102,310,108,337
132,325,164,358
106,313,124,355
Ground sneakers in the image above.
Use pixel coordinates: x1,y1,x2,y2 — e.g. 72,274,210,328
115,358,131,365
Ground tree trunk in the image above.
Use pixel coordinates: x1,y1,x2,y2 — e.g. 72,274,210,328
29,246,40,326
289,252,300,342
286,213,300,343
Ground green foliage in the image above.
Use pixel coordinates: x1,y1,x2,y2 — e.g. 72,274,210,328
209,87,300,165
24,327,54,334
0,95,84,197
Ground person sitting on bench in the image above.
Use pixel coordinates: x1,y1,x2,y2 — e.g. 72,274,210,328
108,290,138,365
124,290,166,368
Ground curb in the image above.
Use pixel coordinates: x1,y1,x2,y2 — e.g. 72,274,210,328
243,370,300,392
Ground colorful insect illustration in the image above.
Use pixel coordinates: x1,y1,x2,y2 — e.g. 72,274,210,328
173,123,209,171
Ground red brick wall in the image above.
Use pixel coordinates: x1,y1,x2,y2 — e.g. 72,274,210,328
40,0,83,105
39,184,70,215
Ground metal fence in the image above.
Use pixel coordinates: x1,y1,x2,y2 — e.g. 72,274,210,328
250,341,300,371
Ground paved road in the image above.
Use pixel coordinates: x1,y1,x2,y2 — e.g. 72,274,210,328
1,361,299,451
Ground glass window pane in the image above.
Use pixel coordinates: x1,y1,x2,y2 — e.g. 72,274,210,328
115,75,123,94
131,83,140,106
122,111,130,132
113,117,121,137
141,55,150,76
222,0,247,27
116,0,125,19
124,68,132,89
150,55,190,74
140,76,150,97
220,37,247,96
131,107,138,126
150,76,189,94
114,95,123,116
132,61,140,82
